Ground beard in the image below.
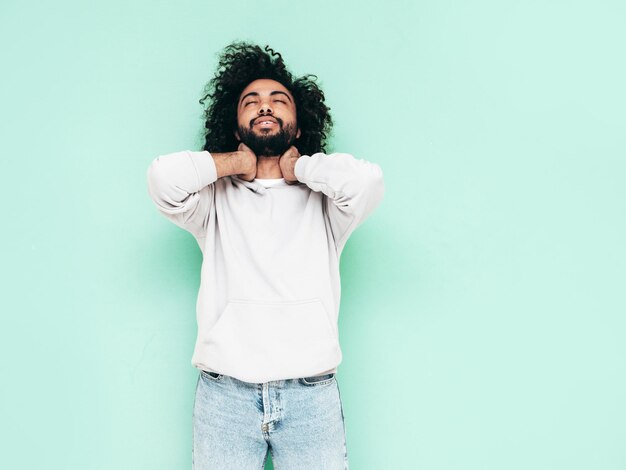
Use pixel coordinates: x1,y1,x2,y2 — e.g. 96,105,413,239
237,119,298,157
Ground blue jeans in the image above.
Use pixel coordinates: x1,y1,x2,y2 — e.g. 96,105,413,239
192,370,349,469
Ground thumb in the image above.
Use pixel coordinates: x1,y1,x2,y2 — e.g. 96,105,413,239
238,142,252,152
280,145,297,159
288,145,300,158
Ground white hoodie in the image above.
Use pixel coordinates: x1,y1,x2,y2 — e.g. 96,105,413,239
147,150,384,383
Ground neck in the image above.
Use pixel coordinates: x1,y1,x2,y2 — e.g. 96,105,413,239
256,156,282,178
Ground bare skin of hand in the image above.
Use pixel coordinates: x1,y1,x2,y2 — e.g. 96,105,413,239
279,146,300,184
237,143,257,181
212,144,257,180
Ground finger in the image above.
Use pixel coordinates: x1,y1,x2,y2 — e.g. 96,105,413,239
283,146,298,158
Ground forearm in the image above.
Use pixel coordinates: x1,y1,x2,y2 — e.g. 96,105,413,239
294,152,384,202
294,152,385,249
212,151,254,178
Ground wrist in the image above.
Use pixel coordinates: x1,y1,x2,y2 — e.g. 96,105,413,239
282,157,298,182
236,151,256,175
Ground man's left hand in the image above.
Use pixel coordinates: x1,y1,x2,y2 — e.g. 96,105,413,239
279,146,300,185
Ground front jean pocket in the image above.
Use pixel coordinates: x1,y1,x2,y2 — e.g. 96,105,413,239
200,370,224,381
299,373,336,386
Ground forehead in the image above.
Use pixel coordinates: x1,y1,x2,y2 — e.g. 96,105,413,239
239,79,293,100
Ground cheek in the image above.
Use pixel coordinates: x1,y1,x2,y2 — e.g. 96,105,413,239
290,107,299,124
237,112,250,127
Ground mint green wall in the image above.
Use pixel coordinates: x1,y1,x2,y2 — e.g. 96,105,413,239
2,1,625,469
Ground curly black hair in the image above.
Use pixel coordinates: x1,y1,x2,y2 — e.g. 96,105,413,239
199,41,332,156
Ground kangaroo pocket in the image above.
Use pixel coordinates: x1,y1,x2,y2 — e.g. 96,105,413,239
202,298,341,383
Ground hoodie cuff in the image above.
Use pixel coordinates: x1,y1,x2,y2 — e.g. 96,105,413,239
294,154,312,182
188,150,218,187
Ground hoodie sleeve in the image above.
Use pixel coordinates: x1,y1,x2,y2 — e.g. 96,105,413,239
146,150,218,238
294,152,385,253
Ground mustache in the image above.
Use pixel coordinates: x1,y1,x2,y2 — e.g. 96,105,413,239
250,116,283,128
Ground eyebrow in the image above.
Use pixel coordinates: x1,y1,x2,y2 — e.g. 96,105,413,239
239,90,293,104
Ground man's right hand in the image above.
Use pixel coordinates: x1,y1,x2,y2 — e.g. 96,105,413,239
236,143,257,181
212,144,257,180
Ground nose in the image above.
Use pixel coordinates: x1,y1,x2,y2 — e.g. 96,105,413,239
258,100,273,115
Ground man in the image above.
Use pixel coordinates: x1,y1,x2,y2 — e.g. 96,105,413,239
147,42,384,470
